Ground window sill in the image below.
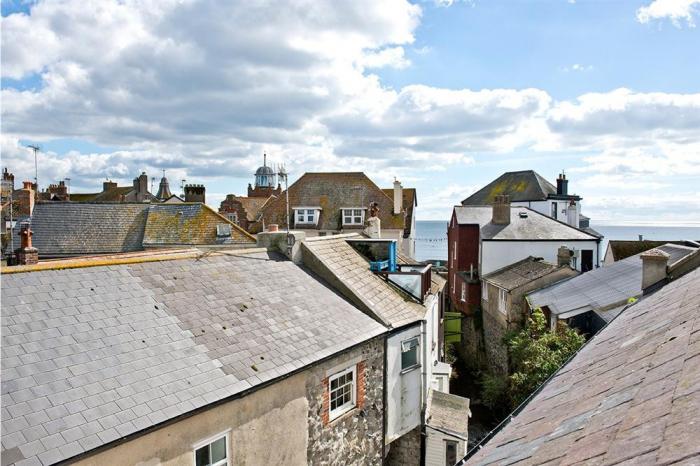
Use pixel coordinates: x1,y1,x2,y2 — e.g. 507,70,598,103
400,364,421,375
329,405,357,424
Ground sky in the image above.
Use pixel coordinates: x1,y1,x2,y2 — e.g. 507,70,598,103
1,0,699,225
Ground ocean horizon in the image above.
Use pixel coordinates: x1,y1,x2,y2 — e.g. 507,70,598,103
414,220,700,262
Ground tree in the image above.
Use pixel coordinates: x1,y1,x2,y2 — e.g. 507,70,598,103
506,308,584,407
481,308,585,411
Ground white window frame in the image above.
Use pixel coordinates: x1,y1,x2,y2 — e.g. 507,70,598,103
341,208,365,226
498,288,507,314
293,207,320,225
192,429,231,466
460,282,466,302
227,212,238,225
401,336,421,372
482,282,488,301
329,365,356,420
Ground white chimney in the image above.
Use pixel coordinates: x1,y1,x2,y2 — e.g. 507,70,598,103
566,200,578,228
640,248,670,291
366,216,381,238
393,178,403,215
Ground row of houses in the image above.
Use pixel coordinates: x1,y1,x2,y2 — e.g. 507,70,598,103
1,201,470,466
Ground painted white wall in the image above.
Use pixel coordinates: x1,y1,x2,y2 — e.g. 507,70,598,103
512,200,581,227
386,325,422,444
481,240,599,276
425,426,467,466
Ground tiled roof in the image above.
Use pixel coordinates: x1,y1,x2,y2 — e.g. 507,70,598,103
606,240,700,262
238,196,273,222
528,243,699,317
29,203,149,257
453,206,597,241
483,257,561,291
382,187,417,237
301,235,426,328
0,250,385,466
461,171,557,205
466,267,700,466
426,389,471,439
143,203,255,246
25,202,255,257
260,172,408,231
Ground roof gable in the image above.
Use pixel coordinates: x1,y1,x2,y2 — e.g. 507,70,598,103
462,170,556,205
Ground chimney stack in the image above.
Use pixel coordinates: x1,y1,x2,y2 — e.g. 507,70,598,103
184,184,206,203
556,172,568,196
366,201,381,238
492,194,510,225
566,200,578,228
15,222,38,265
640,248,669,291
103,180,117,192
557,246,572,267
393,178,403,215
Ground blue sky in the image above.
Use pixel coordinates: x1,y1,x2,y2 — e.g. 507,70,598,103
2,0,699,224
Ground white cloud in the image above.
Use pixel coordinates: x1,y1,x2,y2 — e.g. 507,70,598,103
560,64,593,72
637,0,700,27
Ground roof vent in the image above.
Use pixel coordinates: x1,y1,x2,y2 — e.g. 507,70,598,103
519,211,528,218
216,224,232,237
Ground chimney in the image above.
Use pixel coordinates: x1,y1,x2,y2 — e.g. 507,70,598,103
133,172,149,201
393,178,403,215
557,245,572,267
103,180,117,192
556,172,568,196
184,184,206,203
492,194,510,225
566,200,578,228
640,248,669,291
366,202,381,238
15,222,38,265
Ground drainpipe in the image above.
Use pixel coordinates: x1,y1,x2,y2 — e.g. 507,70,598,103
420,318,428,465
382,334,388,461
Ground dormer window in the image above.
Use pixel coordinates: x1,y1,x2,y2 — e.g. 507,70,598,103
294,207,320,225
342,208,364,226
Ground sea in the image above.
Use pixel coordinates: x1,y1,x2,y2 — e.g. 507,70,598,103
414,220,700,263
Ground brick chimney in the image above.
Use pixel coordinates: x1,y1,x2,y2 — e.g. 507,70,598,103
566,200,578,228
184,184,206,203
393,178,403,215
15,222,38,265
133,172,149,201
640,248,669,291
492,194,510,225
103,180,117,192
556,172,568,196
557,245,572,267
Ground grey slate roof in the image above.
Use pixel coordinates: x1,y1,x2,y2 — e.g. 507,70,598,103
301,235,426,328
426,389,471,439
30,203,149,257
528,243,698,317
453,206,597,241
466,266,700,466
461,170,557,205
606,239,700,263
482,257,561,291
1,250,385,466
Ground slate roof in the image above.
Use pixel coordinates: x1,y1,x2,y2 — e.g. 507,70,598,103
461,171,558,205
528,243,698,318
382,187,417,237
426,389,471,440
143,203,255,246
0,250,386,466
301,234,426,328
482,257,561,291
69,187,135,203
238,196,273,222
29,203,149,257
466,267,700,466
606,240,700,263
24,202,255,257
260,172,410,232
453,206,597,241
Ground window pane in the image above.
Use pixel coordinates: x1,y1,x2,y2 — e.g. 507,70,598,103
446,440,457,466
353,209,361,216
195,446,209,466
211,437,226,463
402,346,418,369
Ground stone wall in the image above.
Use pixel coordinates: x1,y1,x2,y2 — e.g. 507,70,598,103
307,336,385,465
386,426,422,466
482,310,509,375
458,313,486,370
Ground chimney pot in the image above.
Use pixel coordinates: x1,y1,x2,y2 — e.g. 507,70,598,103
492,194,511,225
556,172,569,196
15,223,38,265
268,224,279,232
640,248,670,291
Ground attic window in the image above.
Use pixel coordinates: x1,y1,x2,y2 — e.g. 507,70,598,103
342,208,364,226
293,207,320,225
216,224,232,237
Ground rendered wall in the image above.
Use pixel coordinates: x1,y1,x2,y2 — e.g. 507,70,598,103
386,326,422,444
424,426,466,466
481,240,599,275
